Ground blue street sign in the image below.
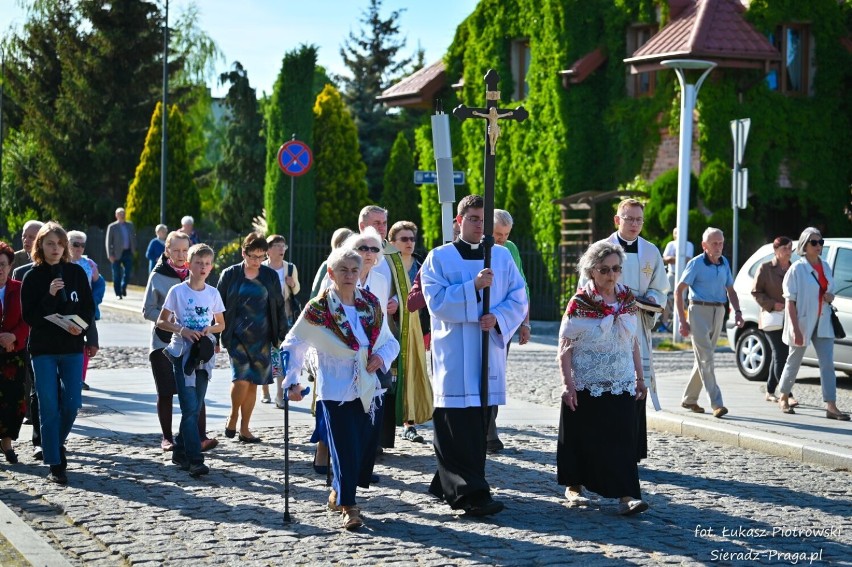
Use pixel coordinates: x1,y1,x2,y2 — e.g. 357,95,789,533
414,170,465,185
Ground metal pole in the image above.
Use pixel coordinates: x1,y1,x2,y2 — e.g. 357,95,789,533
663,60,715,343
159,0,169,225
288,133,296,253
0,49,5,191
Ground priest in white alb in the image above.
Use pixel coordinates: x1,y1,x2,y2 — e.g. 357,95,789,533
579,198,668,460
420,195,528,517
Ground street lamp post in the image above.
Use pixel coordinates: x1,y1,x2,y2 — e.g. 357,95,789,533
160,0,169,226
661,59,716,341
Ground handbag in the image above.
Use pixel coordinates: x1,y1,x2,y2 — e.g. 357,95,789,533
286,263,302,327
830,306,845,339
759,309,784,332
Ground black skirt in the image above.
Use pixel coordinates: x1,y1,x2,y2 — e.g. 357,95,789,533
556,389,641,499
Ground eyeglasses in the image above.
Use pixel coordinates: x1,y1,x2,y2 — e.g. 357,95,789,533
594,265,623,275
463,216,484,225
245,253,266,260
70,242,85,248
357,245,381,254
619,215,644,225
395,236,416,243
808,239,825,247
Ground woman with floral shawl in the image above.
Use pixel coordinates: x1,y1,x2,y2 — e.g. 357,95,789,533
283,247,399,531
556,240,649,516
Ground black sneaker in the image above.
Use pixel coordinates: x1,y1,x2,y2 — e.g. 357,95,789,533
47,465,67,485
81,382,90,391
171,453,190,471
33,446,43,461
188,463,209,477
464,496,504,517
486,439,504,454
402,426,424,443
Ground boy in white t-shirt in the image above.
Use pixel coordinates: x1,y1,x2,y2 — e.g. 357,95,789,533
157,244,225,477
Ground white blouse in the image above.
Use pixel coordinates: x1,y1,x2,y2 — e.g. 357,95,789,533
559,302,638,397
280,312,399,402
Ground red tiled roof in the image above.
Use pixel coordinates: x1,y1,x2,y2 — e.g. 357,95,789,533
624,0,779,73
559,48,608,87
377,60,446,108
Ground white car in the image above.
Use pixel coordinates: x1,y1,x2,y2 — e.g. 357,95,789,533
726,238,852,381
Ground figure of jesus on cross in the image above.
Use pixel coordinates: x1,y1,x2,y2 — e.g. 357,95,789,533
453,69,528,417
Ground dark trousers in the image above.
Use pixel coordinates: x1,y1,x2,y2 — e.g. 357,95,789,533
111,248,133,296
322,399,382,507
379,383,397,448
764,329,790,395
429,406,492,509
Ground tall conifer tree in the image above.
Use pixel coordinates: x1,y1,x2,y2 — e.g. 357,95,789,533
264,45,317,235
381,132,419,226
313,84,368,231
126,102,199,228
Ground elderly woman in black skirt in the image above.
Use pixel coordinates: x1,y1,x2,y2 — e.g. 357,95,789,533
556,240,649,516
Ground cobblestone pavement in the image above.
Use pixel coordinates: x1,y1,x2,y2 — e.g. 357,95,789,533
0,425,849,566
1,308,846,565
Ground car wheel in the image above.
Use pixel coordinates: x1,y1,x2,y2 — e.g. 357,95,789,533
735,327,770,382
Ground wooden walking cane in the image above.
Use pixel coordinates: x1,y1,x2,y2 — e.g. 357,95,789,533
453,70,528,431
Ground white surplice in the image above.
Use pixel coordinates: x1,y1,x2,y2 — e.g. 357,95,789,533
421,242,528,408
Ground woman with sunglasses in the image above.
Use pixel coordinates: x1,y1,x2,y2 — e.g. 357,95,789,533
67,231,105,390
557,240,649,516
777,228,849,420
311,228,389,477
217,232,288,442
386,221,432,444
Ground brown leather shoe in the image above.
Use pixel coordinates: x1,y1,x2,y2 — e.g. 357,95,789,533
712,406,728,418
200,438,219,452
681,402,705,414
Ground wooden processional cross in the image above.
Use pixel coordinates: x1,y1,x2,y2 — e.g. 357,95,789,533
453,69,528,416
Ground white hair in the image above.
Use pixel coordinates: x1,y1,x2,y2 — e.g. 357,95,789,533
345,226,382,250
494,209,514,227
181,216,194,225
327,247,363,271
702,227,723,243
67,230,87,243
22,220,44,233
155,224,168,233
577,240,625,280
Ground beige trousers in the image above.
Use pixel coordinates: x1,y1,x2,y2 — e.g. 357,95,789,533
681,304,725,409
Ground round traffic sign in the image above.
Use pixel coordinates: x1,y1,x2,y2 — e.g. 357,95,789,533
277,140,313,177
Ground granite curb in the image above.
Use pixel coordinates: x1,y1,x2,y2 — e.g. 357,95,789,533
0,499,72,567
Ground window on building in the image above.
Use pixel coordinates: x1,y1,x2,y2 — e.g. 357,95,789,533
767,24,813,96
626,24,658,97
510,39,531,100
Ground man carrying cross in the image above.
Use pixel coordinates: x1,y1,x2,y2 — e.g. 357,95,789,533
420,195,527,516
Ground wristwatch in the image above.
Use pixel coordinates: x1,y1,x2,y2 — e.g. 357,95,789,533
521,323,532,329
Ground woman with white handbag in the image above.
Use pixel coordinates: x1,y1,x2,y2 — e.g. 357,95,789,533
752,236,797,405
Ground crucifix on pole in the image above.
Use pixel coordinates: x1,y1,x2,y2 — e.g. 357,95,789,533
453,69,528,420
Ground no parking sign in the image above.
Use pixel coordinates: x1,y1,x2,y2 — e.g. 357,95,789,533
277,140,313,177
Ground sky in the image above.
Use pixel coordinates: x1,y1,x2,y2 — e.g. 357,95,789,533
1,0,479,97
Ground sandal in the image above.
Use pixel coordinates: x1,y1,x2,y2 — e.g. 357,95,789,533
328,489,340,512
826,410,850,421
780,402,795,414
342,507,363,530
765,393,778,403
788,399,800,408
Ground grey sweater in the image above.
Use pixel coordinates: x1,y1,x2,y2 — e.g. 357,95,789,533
142,255,184,351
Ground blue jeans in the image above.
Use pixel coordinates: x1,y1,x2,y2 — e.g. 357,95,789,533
171,360,208,465
32,353,83,465
111,248,133,296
